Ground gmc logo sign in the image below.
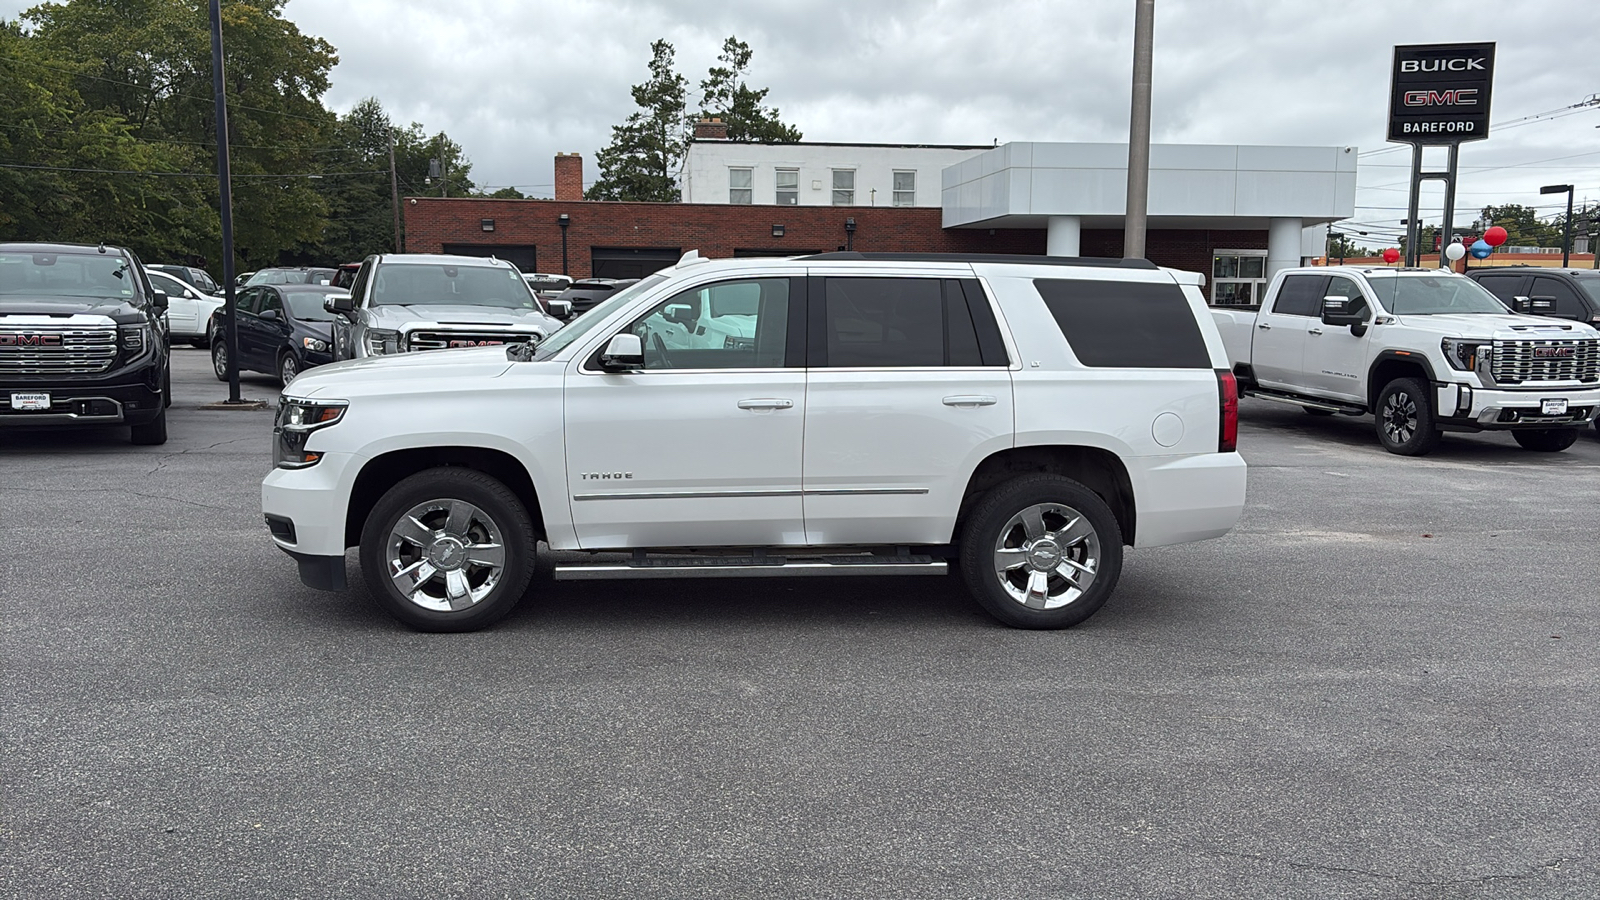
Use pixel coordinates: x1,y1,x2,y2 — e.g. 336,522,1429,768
1403,89,1478,107
1532,346,1575,359
0,333,63,347
447,339,504,348
1400,58,1486,73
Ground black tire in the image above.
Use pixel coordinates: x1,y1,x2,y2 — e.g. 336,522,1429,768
278,351,299,386
1374,377,1442,456
190,337,209,349
1303,406,1336,417
1512,428,1579,452
163,365,172,408
959,474,1123,630
359,467,538,632
129,405,167,445
211,341,229,381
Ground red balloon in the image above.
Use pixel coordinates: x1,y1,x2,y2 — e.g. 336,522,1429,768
1483,226,1508,247
1382,247,1401,264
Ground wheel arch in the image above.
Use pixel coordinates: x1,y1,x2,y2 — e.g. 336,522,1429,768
957,445,1136,546
1367,351,1438,411
345,446,544,548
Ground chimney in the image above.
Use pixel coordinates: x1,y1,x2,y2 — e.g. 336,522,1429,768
693,117,730,141
554,152,583,201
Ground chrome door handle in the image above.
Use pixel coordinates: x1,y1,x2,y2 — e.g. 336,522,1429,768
1308,327,1323,335
737,398,793,410
943,395,998,408
1257,323,1272,330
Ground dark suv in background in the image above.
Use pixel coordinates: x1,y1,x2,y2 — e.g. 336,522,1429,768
0,242,172,444
1467,267,1600,327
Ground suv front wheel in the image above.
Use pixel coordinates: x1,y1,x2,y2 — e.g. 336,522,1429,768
359,467,538,632
1375,377,1442,456
959,475,1124,629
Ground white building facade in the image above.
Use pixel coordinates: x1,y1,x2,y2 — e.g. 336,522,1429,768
683,141,987,209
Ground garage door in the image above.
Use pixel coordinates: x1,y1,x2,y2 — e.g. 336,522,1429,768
590,247,680,280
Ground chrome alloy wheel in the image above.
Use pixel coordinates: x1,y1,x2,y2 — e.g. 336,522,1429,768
386,499,507,612
993,502,1101,610
1382,391,1418,445
212,342,228,379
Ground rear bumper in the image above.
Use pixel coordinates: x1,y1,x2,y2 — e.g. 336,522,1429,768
0,380,164,426
1129,452,1248,548
1436,383,1600,431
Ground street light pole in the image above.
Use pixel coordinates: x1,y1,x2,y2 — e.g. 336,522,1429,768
207,0,240,403
1540,184,1574,267
388,128,403,252
1123,0,1155,259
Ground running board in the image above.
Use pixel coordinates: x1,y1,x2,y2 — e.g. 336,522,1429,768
553,554,947,580
1241,388,1364,415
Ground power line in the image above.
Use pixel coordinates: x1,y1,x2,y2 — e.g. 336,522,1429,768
1357,96,1600,158
0,120,366,154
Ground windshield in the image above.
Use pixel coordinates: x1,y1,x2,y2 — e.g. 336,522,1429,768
247,268,335,286
285,291,338,321
0,251,139,302
1575,276,1600,306
1369,275,1509,315
534,274,669,359
371,263,538,309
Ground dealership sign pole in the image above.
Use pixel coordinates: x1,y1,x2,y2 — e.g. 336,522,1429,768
1388,42,1495,267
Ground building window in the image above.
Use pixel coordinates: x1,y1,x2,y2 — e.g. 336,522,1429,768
832,169,855,206
1211,249,1268,307
775,168,799,206
892,171,916,207
729,168,752,205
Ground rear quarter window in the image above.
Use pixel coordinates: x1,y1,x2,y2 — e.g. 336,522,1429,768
1033,278,1211,369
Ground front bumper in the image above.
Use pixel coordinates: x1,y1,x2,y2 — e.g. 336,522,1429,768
0,379,164,426
1435,383,1600,430
261,450,364,560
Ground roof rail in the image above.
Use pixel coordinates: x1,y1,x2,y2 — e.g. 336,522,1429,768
799,251,1159,270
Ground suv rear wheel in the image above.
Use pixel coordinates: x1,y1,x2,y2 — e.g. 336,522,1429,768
959,475,1123,629
1512,428,1578,452
359,467,537,632
1375,377,1442,456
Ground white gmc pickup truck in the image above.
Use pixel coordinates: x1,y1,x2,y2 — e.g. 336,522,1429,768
1213,266,1600,455
263,251,1247,632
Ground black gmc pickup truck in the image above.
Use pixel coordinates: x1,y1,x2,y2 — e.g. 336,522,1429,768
1,242,172,444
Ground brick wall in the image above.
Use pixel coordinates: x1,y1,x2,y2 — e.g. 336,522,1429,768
553,154,583,202
404,197,1265,280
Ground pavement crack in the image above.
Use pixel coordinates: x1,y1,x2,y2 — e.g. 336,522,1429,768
0,485,230,511
142,437,255,476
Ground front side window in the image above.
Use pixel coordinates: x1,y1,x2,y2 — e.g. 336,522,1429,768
1472,274,1524,303
729,168,753,205
1532,276,1587,320
892,170,916,207
1324,276,1370,319
258,289,283,317
370,263,537,310
626,278,790,369
776,168,799,205
832,169,855,206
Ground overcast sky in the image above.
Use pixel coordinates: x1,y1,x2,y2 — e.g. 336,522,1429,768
7,0,1599,244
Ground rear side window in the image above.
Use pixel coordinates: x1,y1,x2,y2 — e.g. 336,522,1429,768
1272,275,1326,317
1033,278,1211,369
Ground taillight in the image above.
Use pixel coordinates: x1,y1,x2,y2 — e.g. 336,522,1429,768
1216,369,1238,452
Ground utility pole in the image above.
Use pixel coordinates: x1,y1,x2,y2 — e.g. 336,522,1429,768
208,0,241,404
389,129,403,252
437,134,448,198
1123,0,1155,259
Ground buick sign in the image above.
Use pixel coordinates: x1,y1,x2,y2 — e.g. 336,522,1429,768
1388,42,1495,144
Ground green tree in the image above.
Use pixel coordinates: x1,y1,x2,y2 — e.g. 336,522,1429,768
698,36,801,143
587,39,689,202
1327,233,1372,260
311,96,400,263
1474,204,1560,249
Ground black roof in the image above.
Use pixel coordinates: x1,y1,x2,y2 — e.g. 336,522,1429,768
800,252,1159,270
1466,265,1598,277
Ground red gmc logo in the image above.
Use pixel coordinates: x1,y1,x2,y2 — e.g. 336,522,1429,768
1532,346,1574,358
1403,89,1478,107
0,333,63,347
447,339,504,348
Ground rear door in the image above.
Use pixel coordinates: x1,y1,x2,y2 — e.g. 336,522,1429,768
1252,273,1325,390
801,271,1013,545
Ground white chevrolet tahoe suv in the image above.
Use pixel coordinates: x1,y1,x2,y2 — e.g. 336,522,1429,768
262,252,1247,632
1214,267,1600,455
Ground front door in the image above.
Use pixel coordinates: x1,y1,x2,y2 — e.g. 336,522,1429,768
1301,274,1371,401
801,274,1014,545
562,275,807,548
1252,273,1324,390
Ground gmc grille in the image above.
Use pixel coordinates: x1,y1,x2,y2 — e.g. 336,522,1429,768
407,330,535,352
0,325,118,374
1491,339,1600,385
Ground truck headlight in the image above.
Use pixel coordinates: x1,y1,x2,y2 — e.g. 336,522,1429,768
1441,338,1491,371
302,336,328,352
274,397,347,468
119,324,150,357
364,329,401,355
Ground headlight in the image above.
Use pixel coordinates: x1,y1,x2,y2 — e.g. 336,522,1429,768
119,324,150,356
302,336,328,352
273,398,348,469
1441,338,1492,371
364,329,401,355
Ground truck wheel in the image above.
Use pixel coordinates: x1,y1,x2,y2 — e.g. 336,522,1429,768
959,474,1123,629
359,467,538,632
211,341,229,381
1374,378,1441,456
1512,429,1579,452
129,405,167,445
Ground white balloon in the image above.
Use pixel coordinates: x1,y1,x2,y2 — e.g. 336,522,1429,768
1444,242,1467,261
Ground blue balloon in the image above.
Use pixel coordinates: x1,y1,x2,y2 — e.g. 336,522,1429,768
1470,239,1492,259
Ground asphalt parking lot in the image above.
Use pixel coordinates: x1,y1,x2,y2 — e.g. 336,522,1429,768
4,348,1599,899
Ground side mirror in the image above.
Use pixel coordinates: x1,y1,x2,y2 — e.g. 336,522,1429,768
324,294,356,317
151,289,169,311
1320,297,1368,337
664,303,696,326
598,332,644,371
548,299,572,319
259,308,280,321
